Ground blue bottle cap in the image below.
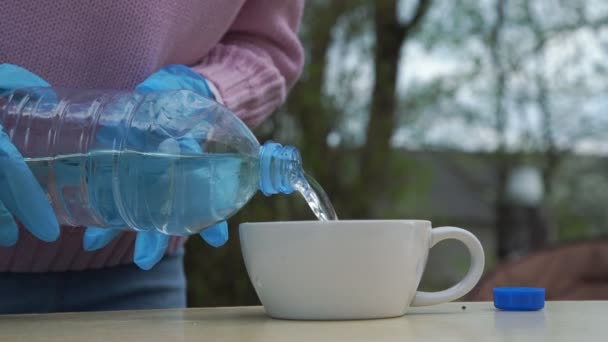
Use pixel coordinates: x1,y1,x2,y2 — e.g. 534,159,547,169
493,287,545,311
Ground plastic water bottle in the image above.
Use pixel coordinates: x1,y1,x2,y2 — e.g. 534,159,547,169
0,87,307,236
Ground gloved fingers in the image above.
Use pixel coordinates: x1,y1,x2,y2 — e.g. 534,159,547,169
0,65,57,244
0,130,59,242
199,221,229,248
83,226,122,251
0,64,50,91
136,64,218,157
132,66,226,262
136,64,214,98
134,231,170,270
0,201,19,246
177,135,203,154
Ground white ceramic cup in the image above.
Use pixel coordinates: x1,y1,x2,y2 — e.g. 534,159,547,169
239,220,485,320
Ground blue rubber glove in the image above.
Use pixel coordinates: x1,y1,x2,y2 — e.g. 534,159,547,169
0,64,60,245
84,65,229,270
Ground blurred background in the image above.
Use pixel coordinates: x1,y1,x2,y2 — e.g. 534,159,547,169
185,0,608,306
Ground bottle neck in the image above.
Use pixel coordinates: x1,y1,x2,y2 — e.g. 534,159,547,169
258,141,302,196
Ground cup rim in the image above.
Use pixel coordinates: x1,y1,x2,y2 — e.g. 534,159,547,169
240,219,432,226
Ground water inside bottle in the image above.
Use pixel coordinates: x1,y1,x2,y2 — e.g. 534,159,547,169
26,150,258,234
25,150,337,233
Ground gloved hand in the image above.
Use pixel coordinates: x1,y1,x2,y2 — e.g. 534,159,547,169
0,64,60,245
84,65,229,270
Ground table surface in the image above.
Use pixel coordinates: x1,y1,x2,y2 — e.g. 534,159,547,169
0,301,606,341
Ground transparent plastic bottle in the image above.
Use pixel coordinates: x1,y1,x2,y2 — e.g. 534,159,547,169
0,87,303,236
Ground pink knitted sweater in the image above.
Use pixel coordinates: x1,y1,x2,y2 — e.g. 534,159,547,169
0,0,304,272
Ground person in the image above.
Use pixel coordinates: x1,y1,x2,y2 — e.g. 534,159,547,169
0,0,304,314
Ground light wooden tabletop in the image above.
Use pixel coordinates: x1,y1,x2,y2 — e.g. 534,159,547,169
0,301,606,341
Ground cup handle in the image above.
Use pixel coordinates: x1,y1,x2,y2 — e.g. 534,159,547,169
411,226,485,306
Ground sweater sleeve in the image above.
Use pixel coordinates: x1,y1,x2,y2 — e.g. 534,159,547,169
192,0,305,128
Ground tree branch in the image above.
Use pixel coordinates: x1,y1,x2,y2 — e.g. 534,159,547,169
489,0,507,150
398,0,433,41
530,16,608,52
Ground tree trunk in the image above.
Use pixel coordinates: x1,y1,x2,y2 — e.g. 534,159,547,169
489,0,515,260
356,0,431,218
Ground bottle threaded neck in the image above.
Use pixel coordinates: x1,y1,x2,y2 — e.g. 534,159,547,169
259,140,302,196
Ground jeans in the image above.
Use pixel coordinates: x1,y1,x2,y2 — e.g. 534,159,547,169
0,252,186,314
